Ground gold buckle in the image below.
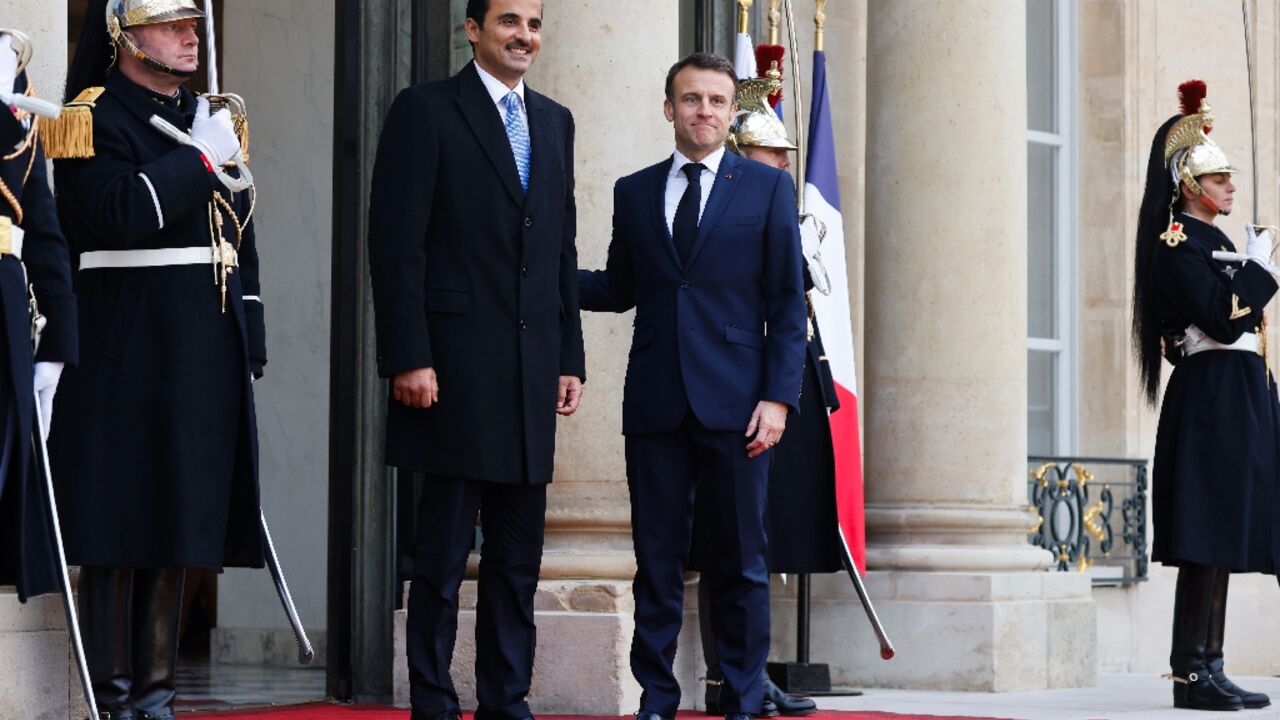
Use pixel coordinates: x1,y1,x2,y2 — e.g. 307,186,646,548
0,217,12,256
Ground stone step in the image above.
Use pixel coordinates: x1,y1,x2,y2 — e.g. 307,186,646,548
0,588,88,720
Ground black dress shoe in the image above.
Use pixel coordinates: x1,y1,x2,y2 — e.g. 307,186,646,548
763,673,817,716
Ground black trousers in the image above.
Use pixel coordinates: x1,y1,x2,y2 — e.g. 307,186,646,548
626,412,771,717
406,476,546,720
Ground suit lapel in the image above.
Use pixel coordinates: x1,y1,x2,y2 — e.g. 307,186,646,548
686,152,745,268
455,61,524,206
523,90,549,208
649,157,682,269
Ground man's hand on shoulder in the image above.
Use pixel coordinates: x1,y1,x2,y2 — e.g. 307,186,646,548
557,375,584,416
745,400,788,458
394,367,439,409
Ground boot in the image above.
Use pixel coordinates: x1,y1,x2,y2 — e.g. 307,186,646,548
80,567,137,719
762,671,816,717
130,568,185,720
1170,564,1243,711
1206,571,1270,709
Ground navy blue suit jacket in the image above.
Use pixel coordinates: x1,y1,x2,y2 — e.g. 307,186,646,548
579,152,807,435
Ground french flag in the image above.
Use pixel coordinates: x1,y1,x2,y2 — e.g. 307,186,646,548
805,49,867,574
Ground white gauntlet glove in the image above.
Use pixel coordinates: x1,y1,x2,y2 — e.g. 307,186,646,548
799,214,831,296
0,34,17,100
32,361,62,441
1245,224,1275,266
190,96,241,168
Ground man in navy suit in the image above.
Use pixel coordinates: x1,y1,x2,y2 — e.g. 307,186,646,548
578,52,807,720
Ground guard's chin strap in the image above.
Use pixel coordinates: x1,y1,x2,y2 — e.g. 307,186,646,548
1199,192,1229,216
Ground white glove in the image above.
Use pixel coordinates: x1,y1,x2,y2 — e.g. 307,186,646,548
0,34,19,100
1245,224,1274,265
799,214,832,296
189,96,241,168
33,361,62,441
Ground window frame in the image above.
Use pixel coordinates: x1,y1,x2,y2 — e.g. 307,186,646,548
1026,0,1079,455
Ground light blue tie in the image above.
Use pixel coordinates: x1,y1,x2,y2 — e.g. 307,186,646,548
501,92,531,193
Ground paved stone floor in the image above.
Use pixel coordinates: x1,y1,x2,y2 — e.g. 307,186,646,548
171,667,1280,718
819,673,1280,719
175,660,326,711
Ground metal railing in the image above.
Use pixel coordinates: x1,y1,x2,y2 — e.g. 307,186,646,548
1027,456,1149,586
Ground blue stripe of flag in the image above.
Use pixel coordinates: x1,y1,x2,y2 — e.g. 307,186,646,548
805,50,842,212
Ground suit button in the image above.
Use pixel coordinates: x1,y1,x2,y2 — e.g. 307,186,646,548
680,281,691,289
524,217,534,228
522,266,529,277
520,320,527,331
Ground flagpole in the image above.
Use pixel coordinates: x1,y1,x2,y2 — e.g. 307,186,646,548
783,0,805,213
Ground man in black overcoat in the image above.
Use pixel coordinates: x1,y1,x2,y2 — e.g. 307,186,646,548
0,30,78,605
366,0,585,718
47,2,266,718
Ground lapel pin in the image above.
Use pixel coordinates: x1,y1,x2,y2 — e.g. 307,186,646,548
724,173,733,180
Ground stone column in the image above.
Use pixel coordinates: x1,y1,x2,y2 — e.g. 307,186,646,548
392,3,702,714
815,0,1093,691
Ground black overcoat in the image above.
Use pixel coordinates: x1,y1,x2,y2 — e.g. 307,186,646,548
0,72,79,600
49,72,265,570
367,61,585,485
1150,213,1280,572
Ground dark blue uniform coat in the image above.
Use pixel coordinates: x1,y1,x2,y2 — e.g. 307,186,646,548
1151,213,1280,572
0,73,79,601
50,72,265,571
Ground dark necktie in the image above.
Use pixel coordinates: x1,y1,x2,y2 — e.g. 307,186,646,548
672,162,705,264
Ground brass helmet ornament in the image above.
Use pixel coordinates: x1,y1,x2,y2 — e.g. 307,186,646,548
106,0,205,78
726,67,797,155
1165,80,1238,212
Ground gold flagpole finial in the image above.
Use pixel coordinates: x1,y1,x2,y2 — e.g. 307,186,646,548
768,0,783,46
737,0,753,35
815,0,828,52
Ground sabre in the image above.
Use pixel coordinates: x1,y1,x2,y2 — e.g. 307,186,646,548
782,0,806,214
32,396,100,720
197,0,305,663
838,527,894,660
1242,0,1259,227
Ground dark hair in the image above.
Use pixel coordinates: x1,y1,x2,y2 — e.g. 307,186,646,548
664,52,738,102
65,0,115,103
1132,114,1182,406
466,0,490,27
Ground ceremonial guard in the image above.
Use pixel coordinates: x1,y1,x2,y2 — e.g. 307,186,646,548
0,29,78,603
46,2,265,718
1132,80,1278,712
691,74,837,718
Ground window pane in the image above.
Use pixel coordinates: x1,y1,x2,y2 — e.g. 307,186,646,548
1027,0,1057,133
1028,143,1057,339
1029,350,1057,455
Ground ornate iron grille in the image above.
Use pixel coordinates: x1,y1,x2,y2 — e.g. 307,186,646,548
1027,456,1149,586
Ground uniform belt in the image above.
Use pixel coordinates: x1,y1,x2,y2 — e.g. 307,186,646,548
1182,324,1261,357
0,219,25,260
79,246,213,270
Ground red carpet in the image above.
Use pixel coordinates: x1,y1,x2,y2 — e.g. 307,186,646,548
185,705,1012,720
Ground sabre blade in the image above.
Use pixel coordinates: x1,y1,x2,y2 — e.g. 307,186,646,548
261,510,316,664
837,526,895,660
33,396,100,719
204,0,219,96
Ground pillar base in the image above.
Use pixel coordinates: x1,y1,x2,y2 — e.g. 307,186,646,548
771,571,1096,692
0,589,88,719
393,578,705,714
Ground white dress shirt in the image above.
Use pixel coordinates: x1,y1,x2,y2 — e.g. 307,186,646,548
665,146,726,236
474,61,527,126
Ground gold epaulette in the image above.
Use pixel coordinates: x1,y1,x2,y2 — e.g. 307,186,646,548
42,87,105,160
